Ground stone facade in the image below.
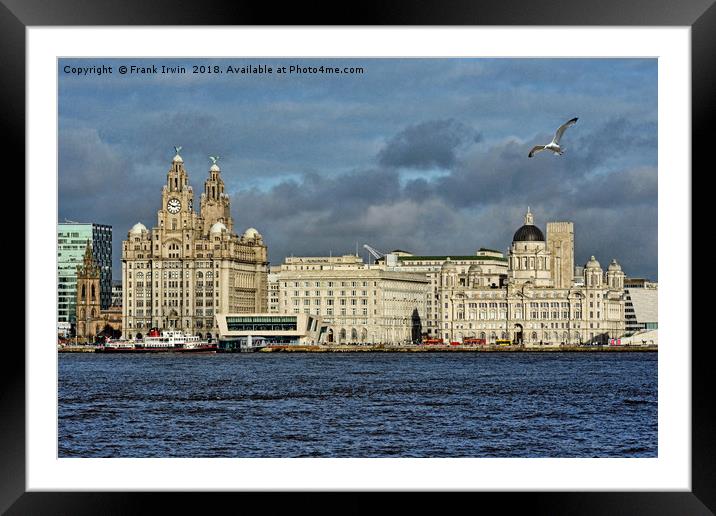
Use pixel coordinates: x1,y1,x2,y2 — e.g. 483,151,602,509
384,208,626,345
267,270,280,313
121,150,268,339
276,256,429,344
387,250,509,337
546,221,574,289
452,210,622,345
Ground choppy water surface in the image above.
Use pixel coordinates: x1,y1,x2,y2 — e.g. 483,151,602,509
59,352,657,457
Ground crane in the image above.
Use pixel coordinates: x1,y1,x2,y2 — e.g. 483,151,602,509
363,244,385,262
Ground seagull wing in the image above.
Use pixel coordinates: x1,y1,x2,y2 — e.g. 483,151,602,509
552,117,578,144
528,145,546,158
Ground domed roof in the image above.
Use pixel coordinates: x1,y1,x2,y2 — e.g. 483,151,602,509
441,257,457,271
585,255,601,269
608,259,622,272
210,221,227,234
513,224,545,242
243,227,261,239
130,222,147,234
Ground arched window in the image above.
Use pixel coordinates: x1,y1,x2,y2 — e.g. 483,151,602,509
339,329,346,342
91,284,96,300
81,284,86,300
361,328,368,342
531,332,538,341
91,308,96,318
351,328,358,341
479,332,486,340
80,308,85,319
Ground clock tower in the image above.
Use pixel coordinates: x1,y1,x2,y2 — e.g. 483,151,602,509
158,147,197,235
122,147,269,339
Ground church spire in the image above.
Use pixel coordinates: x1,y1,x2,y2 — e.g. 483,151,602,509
77,239,99,278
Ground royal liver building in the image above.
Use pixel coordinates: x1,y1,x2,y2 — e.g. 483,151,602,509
122,149,268,339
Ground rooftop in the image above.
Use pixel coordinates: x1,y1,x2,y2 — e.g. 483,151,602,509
398,255,508,263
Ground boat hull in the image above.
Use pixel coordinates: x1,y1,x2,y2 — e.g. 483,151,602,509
95,346,217,354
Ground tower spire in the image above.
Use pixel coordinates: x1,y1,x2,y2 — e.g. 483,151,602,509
200,155,232,233
524,206,534,225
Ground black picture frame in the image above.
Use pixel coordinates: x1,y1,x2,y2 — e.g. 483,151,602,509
5,1,708,513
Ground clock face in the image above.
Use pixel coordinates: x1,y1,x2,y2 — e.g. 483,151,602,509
167,198,181,214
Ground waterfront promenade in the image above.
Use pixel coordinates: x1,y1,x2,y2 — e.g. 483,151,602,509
57,344,659,353
259,344,658,353
58,343,657,353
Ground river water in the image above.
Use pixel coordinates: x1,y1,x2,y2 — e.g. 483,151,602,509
58,352,657,457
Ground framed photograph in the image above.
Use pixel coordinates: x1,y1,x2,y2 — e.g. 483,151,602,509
7,0,709,513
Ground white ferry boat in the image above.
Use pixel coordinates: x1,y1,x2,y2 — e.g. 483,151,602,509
96,330,217,353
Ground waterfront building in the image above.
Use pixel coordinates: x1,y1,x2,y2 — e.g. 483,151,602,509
215,313,328,348
267,270,280,313
440,209,625,345
276,255,429,344
378,249,509,338
624,278,658,333
121,149,269,339
75,241,123,340
57,221,112,330
381,208,626,345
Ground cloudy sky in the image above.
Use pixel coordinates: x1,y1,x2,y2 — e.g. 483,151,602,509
59,58,658,281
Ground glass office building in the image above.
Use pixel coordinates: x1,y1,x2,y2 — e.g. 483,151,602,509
57,222,113,326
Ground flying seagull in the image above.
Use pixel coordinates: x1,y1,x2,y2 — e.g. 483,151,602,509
528,117,578,157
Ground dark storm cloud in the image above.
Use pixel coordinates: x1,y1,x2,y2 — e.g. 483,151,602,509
58,126,125,196
377,119,482,170
231,113,657,279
